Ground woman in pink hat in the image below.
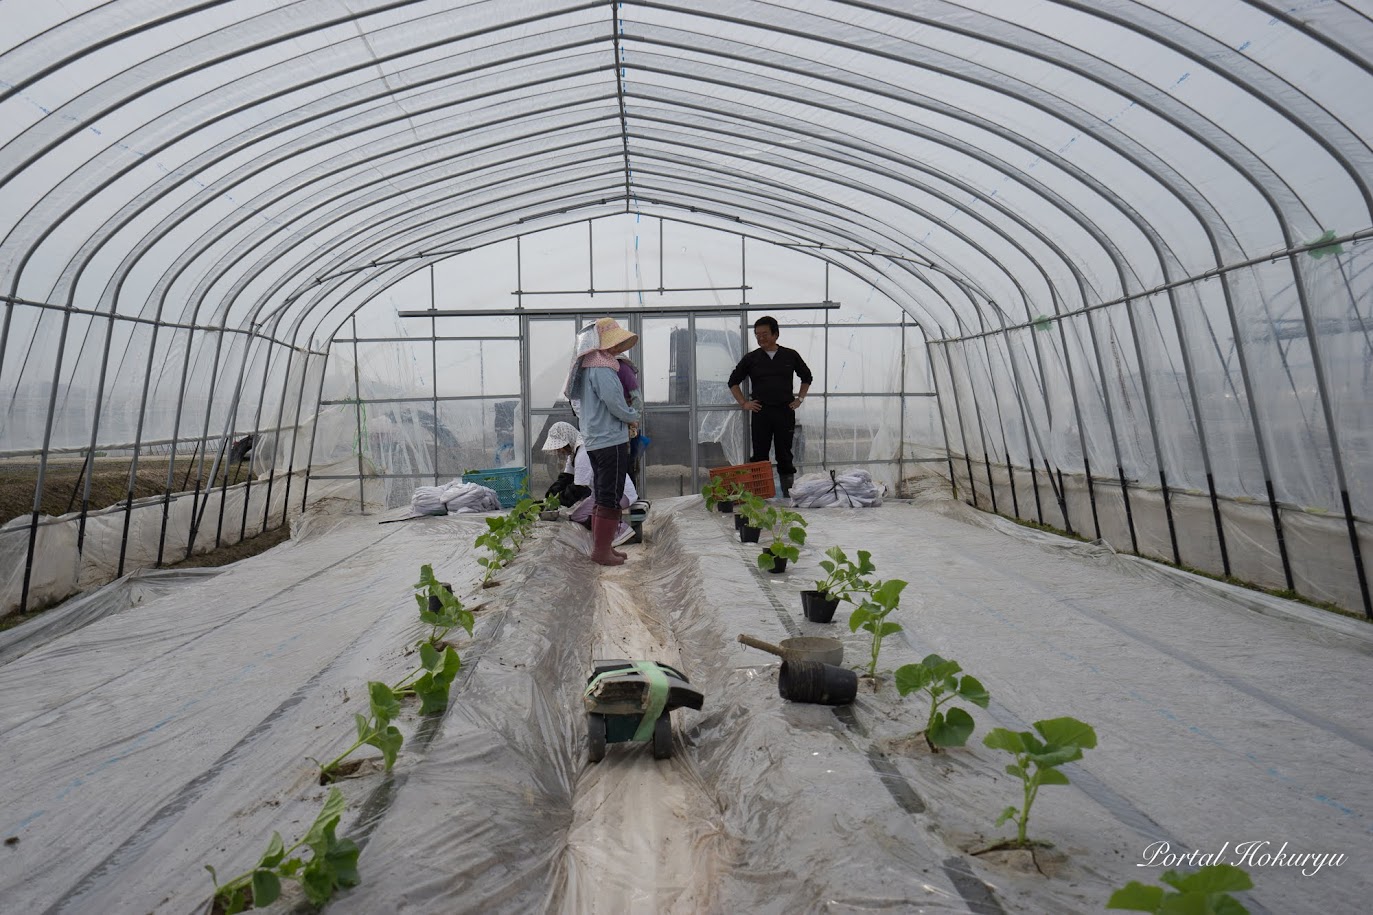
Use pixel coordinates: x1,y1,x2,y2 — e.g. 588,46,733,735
562,317,641,565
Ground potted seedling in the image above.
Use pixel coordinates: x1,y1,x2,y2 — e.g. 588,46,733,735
539,492,561,521
893,654,990,751
702,475,735,512
803,546,875,622
981,716,1097,851
751,502,807,573
736,491,766,543
205,788,359,914
849,578,908,679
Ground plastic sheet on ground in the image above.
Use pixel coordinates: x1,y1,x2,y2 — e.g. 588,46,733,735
1,489,1370,913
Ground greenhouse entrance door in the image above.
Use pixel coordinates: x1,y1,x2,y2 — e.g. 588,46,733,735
525,312,748,501
634,313,747,499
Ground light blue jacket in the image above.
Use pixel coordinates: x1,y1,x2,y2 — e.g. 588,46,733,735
578,366,641,451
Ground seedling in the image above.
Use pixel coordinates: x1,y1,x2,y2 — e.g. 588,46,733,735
317,681,403,782
813,546,876,603
1108,864,1253,914
848,578,908,678
894,654,990,750
542,493,562,512
701,475,744,511
982,716,1097,848
413,564,473,649
393,642,463,714
205,787,360,913
750,502,806,570
475,515,517,582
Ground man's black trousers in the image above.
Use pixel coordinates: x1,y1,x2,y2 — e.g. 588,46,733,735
748,404,796,476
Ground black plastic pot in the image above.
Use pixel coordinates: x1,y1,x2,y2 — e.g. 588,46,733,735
740,524,761,543
717,500,734,513
765,556,788,574
427,582,454,614
800,590,840,622
778,659,857,705
734,513,746,531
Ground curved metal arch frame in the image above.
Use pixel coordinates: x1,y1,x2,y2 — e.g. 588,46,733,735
3,1,1370,616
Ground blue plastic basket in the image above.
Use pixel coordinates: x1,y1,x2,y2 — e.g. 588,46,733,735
461,466,529,509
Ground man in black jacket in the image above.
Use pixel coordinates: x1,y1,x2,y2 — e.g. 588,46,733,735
728,316,813,497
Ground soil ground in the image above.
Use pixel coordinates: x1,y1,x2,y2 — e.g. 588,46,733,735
0,455,252,528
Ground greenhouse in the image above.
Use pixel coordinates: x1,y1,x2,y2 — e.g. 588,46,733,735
1,1,1370,913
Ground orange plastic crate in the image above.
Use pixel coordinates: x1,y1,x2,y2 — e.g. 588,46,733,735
708,461,775,499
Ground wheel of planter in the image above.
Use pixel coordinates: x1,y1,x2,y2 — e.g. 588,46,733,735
652,714,672,759
588,714,607,763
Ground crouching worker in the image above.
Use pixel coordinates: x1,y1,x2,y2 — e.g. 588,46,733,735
541,422,591,506
563,317,641,566
539,420,636,547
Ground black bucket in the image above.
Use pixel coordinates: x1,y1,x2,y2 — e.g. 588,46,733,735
428,582,454,614
740,525,761,543
800,590,840,622
778,659,857,706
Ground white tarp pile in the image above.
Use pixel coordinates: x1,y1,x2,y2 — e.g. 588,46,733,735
790,469,886,508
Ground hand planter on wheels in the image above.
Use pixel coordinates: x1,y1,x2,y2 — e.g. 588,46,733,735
583,660,704,762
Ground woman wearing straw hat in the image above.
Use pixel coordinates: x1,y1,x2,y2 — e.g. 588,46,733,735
562,317,641,565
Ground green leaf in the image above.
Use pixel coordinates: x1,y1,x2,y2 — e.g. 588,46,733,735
855,550,875,574
368,681,401,722
256,831,286,869
957,675,990,708
326,836,362,889
871,578,907,608
419,642,440,671
848,605,873,632
893,663,934,696
1027,746,1083,769
1034,716,1097,750
1106,882,1166,911
369,724,404,770
929,707,975,747
300,857,336,906
1036,766,1071,786
983,727,1026,753
788,526,807,545
1169,864,1253,895
354,712,370,740
251,869,282,907
304,788,348,850
1004,762,1026,780
995,805,1018,826
875,621,903,638
1157,894,1213,915
277,856,303,877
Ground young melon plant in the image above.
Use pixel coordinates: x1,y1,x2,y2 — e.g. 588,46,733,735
205,787,359,913
317,681,403,782
848,578,908,678
982,716,1097,847
475,515,517,582
893,654,989,750
1108,864,1253,914
413,564,473,649
814,546,876,603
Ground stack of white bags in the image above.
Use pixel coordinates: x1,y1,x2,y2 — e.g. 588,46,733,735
789,469,885,508
410,480,502,515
